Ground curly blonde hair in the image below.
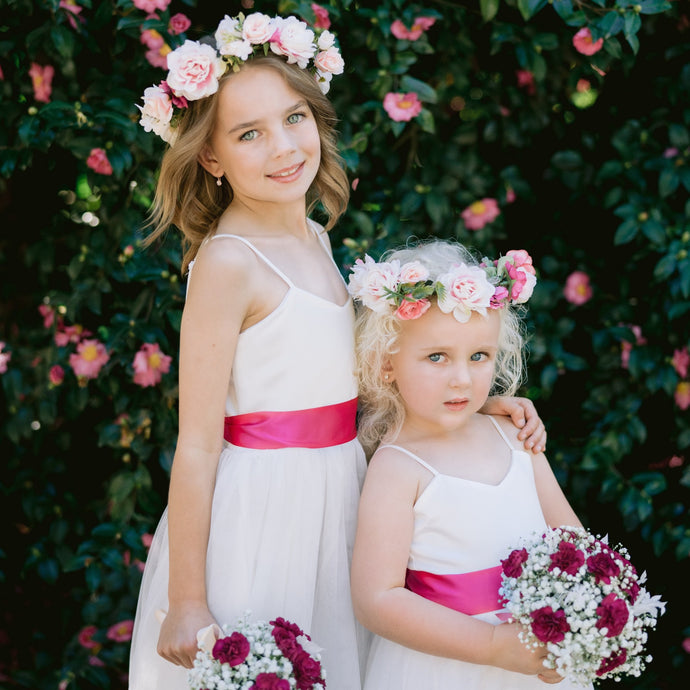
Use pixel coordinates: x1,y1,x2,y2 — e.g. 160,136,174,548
142,54,350,274
354,239,527,458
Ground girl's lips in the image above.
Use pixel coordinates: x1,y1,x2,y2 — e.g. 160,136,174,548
267,161,304,181
443,399,468,410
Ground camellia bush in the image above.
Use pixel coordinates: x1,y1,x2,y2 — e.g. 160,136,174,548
0,0,688,688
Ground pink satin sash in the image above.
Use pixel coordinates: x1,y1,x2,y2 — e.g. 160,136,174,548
405,565,506,616
224,398,358,449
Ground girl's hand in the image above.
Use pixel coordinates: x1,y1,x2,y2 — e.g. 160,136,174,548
488,622,563,682
481,396,547,453
156,602,216,669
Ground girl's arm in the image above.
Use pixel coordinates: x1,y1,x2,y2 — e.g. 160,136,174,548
157,241,258,668
480,396,546,453
350,448,561,679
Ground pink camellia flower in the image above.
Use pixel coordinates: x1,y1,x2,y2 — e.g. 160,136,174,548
140,28,164,50
55,323,89,347
213,632,250,665
69,339,110,379
132,0,170,12
383,92,422,121
505,186,516,203
49,365,65,386
89,655,105,667
132,342,173,387
78,625,100,650
564,270,592,305
595,593,629,637
311,3,331,30
390,16,436,41
620,324,645,369
501,547,529,578
141,532,154,549
168,12,191,35
672,346,689,379
0,342,11,374
682,637,690,654
59,0,85,30
351,178,359,191
573,27,604,56
516,69,535,95
675,381,690,410
530,606,570,643
395,298,431,320
39,304,55,328
29,63,54,103
106,619,134,643
86,148,113,176
461,198,500,231
436,264,495,322
145,44,171,69
166,40,227,100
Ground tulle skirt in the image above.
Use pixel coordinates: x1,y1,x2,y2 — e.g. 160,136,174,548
129,439,369,690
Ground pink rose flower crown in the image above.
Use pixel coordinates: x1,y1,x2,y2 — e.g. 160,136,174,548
346,249,537,322
137,11,345,144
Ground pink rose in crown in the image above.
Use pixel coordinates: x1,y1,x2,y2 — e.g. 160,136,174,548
398,261,429,284
586,551,620,584
166,40,226,100
501,547,528,578
436,264,495,323
530,606,570,643
595,594,629,637
168,13,191,36
548,540,585,575
347,256,400,313
395,298,431,320
314,46,344,75
213,632,250,666
242,12,277,44
271,16,316,69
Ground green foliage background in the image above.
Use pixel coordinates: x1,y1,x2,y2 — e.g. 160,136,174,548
1,0,689,687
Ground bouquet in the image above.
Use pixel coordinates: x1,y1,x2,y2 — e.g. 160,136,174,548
188,612,326,690
499,525,665,686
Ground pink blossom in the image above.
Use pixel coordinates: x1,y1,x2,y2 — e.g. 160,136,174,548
168,13,191,35
29,63,54,103
347,256,401,312
399,261,429,284
314,47,344,76
269,16,317,69
383,92,422,122
573,27,604,56
395,298,431,320
390,17,435,41
49,365,65,386
0,342,11,374
140,28,164,50
436,263,495,322
132,342,173,387
505,187,516,203
69,339,110,379
668,455,684,468
682,637,690,654
311,3,331,30
675,381,690,410
132,0,170,12
59,1,85,30
564,271,592,305
664,147,679,158
461,198,500,231
351,178,359,191
145,45,171,69
620,324,646,369
516,69,535,95
55,323,89,347
0,65,4,80
166,40,227,100
78,625,100,650
86,148,113,176
141,533,154,549
88,655,105,667
576,78,591,92
106,619,134,642
672,346,689,378
38,304,55,328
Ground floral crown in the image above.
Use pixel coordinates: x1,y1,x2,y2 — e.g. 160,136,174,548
347,249,537,322
137,11,344,144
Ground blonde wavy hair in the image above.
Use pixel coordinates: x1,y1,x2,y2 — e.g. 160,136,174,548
354,239,527,458
142,54,350,274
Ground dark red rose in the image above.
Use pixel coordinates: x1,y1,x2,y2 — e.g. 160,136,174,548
212,632,250,666
250,672,291,690
272,626,299,658
595,594,629,638
501,548,529,578
586,551,621,584
292,649,324,689
596,648,628,676
548,540,585,575
530,606,570,643
270,617,306,638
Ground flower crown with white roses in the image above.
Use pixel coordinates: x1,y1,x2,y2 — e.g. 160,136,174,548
137,11,345,144
347,250,537,323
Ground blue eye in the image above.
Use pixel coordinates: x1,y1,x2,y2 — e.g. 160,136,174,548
470,352,487,362
287,112,305,124
428,353,444,363
240,129,258,141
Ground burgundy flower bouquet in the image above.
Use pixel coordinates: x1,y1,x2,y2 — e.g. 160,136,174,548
499,526,665,685
188,612,326,690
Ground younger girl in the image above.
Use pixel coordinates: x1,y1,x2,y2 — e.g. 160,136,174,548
129,11,548,690
349,240,590,689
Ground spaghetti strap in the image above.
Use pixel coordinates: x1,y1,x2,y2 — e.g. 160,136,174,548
378,444,439,476
487,415,516,451
209,233,295,287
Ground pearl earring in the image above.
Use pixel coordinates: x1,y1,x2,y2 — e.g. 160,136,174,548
384,373,389,381
216,177,223,187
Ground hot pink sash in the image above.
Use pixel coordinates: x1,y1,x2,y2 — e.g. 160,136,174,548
405,565,505,616
224,398,358,449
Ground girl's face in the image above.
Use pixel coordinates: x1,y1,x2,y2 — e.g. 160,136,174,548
202,65,321,208
386,305,500,435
